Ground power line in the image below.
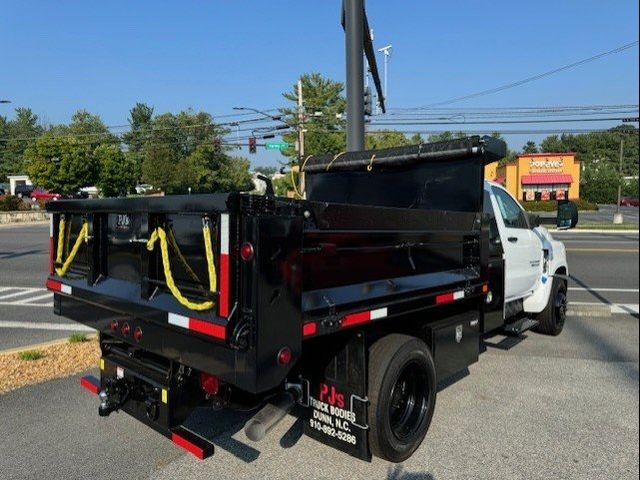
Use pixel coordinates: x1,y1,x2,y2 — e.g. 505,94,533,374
415,41,639,108
369,117,637,126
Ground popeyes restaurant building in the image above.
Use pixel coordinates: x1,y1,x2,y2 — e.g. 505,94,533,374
486,152,581,201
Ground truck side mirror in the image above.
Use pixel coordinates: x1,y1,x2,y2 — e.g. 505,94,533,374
528,213,542,229
557,200,578,230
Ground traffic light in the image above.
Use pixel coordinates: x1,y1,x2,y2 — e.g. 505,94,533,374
249,137,257,154
364,86,373,116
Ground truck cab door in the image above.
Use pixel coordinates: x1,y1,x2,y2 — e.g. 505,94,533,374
489,185,542,301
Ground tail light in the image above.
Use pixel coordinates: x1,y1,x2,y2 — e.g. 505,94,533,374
240,242,254,262
121,322,130,336
277,347,292,366
110,320,119,332
200,373,220,396
133,327,143,342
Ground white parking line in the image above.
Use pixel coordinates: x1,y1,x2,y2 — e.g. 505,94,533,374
0,287,53,306
0,321,94,332
0,288,41,301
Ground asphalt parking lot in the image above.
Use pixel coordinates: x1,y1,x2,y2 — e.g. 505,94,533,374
0,223,638,480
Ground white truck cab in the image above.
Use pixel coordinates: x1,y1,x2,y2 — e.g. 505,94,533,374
483,181,570,336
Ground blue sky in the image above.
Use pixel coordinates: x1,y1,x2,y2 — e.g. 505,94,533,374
1,0,638,166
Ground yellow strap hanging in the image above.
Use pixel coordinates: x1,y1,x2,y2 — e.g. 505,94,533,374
147,224,217,312
166,228,202,286
55,221,89,277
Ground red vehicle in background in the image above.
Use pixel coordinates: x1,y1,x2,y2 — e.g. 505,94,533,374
619,197,640,207
30,188,62,201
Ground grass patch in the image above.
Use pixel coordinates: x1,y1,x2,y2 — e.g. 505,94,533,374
18,350,44,361
68,333,89,343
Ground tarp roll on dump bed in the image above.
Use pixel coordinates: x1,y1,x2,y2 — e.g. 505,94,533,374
304,135,507,212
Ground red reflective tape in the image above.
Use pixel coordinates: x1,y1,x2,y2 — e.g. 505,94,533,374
46,278,62,292
171,433,206,460
80,376,100,395
188,318,226,341
342,311,371,328
48,237,55,275
436,290,465,305
302,322,317,337
435,292,455,305
218,254,230,318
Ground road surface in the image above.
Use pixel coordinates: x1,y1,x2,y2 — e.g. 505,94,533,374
0,224,637,479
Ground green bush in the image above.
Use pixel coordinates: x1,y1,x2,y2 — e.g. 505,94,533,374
0,195,24,212
522,199,599,212
622,178,639,198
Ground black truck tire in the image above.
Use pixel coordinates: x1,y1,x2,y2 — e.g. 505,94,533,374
534,278,567,336
367,334,436,462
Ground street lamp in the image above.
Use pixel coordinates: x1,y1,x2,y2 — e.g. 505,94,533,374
377,45,392,103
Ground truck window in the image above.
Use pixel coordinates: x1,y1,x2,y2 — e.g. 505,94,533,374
492,186,528,229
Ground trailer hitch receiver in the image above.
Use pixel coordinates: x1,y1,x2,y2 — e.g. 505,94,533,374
98,378,130,417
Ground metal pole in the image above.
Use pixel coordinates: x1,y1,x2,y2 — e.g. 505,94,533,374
345,0,365,152
298,80,306,197
383,52,388,100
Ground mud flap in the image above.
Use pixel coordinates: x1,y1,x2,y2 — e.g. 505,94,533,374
303,332,371,461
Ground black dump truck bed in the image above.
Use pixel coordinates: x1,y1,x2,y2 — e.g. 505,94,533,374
46,135,506,461
47,136,503,392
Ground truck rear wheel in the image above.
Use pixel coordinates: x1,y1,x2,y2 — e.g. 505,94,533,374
534,278,567,336
368,334,436,462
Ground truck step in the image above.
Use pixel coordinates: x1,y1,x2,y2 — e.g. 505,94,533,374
504,318,539,336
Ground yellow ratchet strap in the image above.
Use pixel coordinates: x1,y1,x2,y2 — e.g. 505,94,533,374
146,222,217,312
55,219,89,277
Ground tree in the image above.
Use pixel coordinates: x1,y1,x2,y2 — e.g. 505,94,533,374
24,135,98,194
522,141,538,154
95,145,137,197
1,108,43,180
253,166,278,176
280,73,347,160
581,163,620,204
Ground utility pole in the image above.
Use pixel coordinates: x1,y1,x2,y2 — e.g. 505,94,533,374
614,137,625,224
297,79,306,196
345,0,365,152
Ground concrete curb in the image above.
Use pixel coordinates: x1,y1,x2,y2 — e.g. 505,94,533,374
0,334,97,356
0,211,50,225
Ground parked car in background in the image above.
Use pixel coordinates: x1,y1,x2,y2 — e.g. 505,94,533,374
619,197,640,207
30,188,62,201
135,184,154,194
80,186,100,198
66,190,90,199
0,183,9,195
14,184,36,198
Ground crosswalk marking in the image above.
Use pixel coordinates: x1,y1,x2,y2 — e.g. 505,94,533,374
0,287,53,307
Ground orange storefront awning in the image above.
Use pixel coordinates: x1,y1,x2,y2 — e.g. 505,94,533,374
521,174,573,185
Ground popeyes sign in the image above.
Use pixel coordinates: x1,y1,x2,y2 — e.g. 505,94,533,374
529,157,564,173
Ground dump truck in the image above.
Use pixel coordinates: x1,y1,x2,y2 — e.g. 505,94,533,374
45,136,574,462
